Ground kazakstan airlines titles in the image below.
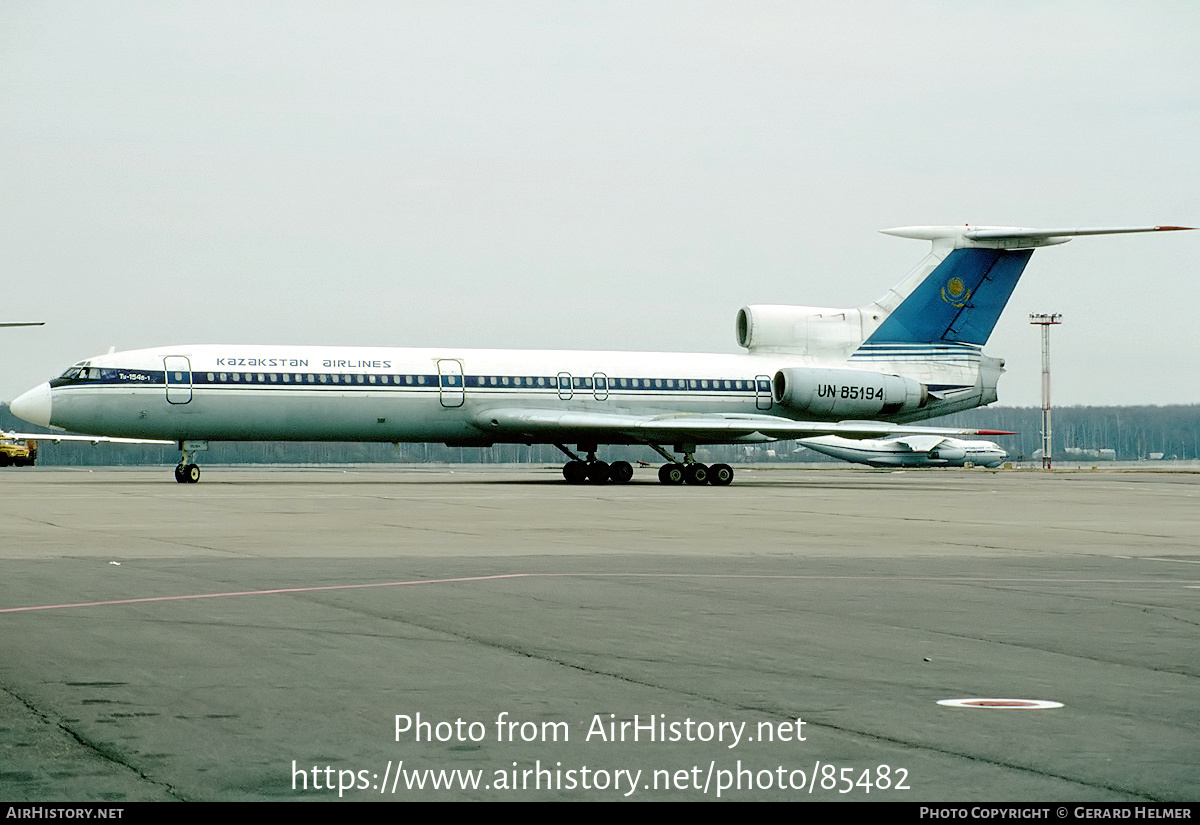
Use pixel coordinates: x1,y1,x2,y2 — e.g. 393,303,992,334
10,223,1191,485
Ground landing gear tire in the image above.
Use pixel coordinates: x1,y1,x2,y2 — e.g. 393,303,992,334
586,461,610,483
608,460,634,484
174,465,188,484
709,463,734,486
563,460,588,483
658,463,684,485
174,464,200,484
684,463,709,485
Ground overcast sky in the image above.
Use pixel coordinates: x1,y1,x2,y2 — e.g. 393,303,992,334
2,1,1197,407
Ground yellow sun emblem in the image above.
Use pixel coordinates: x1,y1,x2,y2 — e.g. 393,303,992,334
941,276,971,307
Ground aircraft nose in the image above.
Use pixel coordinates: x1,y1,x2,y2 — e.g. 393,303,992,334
11,383,52,427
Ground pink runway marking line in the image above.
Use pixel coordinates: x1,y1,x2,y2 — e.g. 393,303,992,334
0,573,535,614
0,573,1188,615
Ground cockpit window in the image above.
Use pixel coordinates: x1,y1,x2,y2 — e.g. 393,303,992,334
56,366,104,380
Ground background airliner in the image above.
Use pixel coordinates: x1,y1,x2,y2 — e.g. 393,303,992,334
798,435,1007,468
10,224,1189,485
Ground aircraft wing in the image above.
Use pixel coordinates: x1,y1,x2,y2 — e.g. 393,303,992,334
475,408,1009,444
2,430,174,446
884,435,950,453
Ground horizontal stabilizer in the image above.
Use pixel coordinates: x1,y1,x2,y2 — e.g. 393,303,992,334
881,224,1193,249
965,225,1192,239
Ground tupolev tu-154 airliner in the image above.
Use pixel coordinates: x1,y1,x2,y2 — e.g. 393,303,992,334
10,223,1191,485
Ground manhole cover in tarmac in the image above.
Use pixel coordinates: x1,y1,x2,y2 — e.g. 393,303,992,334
937,698,1063,709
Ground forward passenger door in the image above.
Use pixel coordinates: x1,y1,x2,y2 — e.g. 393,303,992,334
164,356,192,405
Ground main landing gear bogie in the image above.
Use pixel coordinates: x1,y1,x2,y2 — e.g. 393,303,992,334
562,458,634,484
649,443,734,487
557,444,635,485
656,462,734,487
557,443,734,487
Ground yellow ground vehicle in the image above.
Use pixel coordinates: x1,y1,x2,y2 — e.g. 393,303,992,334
0,436,36,467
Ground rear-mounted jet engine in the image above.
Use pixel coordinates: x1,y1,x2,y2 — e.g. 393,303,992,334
772,368,927,418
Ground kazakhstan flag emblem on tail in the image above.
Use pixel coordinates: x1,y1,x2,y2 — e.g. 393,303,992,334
941,276,971,307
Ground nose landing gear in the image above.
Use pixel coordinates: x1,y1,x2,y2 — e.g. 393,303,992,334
173,440,208,484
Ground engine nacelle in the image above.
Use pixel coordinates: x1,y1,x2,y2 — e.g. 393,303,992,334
928,445,965,462
772,368,927,418
736,305,870,355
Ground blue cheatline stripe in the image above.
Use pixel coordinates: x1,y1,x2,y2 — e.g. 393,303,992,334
864,248,1034,346
854,342,983,353
52,371,775,396
852,351,980,359
851,342,982,366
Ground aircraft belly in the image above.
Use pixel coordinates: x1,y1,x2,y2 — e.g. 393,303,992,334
51,387,472,442
48,386,765,444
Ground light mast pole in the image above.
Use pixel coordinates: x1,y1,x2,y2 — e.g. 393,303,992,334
1029,313,1062,469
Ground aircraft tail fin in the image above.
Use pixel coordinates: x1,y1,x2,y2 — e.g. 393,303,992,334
861,225,1191,347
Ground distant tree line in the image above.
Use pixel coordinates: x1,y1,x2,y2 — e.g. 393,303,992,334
925,405,1200,461
4,403,1197,466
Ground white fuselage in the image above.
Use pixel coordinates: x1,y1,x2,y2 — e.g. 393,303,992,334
15,343,993,446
